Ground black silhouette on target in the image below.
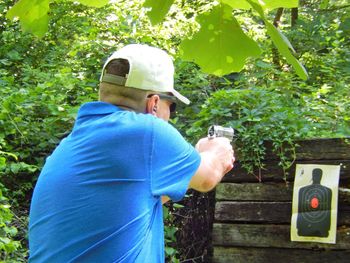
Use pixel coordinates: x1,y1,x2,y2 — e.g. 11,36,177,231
297,168,332,237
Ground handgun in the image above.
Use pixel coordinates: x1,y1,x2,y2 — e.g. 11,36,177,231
207,125,235,142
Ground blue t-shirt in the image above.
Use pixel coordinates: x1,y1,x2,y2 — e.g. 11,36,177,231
29,102,201,263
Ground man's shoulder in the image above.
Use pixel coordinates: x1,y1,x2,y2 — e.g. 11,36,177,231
123,112,175,134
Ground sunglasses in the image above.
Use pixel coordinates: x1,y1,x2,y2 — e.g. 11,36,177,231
147,94,177,113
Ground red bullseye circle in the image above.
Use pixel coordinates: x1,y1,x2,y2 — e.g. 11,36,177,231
310,197,319,209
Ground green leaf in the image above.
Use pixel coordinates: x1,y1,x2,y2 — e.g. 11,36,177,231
220,0,251,10
143,0,175,25
6,50,22,61
222,0,299,10
247,0,308,80
165,247,176,256
260,0,299,9
76,0,109,8
6,0,109,37
6,0,50,38
267,24,307,79
0,151,18,161
0,157,6,168
179,3,261,76
320,0,329,9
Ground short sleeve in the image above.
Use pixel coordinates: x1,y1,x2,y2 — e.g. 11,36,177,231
150,119,201,202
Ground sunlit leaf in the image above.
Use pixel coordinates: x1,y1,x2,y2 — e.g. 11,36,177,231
0,151,18,161
6,0,50,38
320,0,330,9
0,157,6,167
260,0,299,9
179,3,261,76
76,0,109,8
143,0,175,25
220,0,251,10
221,0,299,10
247,0,308,80
6,0,109,37
266,23,308,79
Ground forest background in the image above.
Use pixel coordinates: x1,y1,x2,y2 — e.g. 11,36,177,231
0,0,349,262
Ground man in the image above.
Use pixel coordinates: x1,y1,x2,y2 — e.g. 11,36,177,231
29,44,234,262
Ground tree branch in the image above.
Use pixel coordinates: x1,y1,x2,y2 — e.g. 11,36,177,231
273,8,284,27
291,7,298,27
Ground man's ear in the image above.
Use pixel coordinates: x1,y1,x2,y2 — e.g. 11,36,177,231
146,95,160,116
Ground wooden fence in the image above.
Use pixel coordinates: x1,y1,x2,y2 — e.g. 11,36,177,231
212,138,350,263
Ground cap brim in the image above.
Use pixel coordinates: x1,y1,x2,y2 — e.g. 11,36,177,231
172,89,190,105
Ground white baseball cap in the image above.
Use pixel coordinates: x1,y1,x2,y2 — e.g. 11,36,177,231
100,44,190,105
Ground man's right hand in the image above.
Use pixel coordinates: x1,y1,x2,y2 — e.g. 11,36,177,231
189,137,235,192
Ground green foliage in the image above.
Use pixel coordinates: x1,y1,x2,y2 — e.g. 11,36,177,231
179,3,262,76
141,0,308,79
183,1,350,176
6,0,109,37
163,204,182,263
187,87,306,174
0,156,21,261
77,0,109,7
247,0,308,80
0,0,349,262
143,0,174,25
6,0,308,79
6,0,50,37
222,0,299,10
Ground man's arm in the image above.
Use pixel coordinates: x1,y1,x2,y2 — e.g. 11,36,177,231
162,137,234,203
189,137,234,192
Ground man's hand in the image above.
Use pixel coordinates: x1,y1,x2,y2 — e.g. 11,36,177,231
189,137,235,192
196,137,235,174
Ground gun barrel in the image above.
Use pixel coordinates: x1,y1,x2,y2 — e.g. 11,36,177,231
208,125,234,142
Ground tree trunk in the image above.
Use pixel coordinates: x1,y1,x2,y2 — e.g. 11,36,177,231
272,8,284,67
273,8,284,27
291,7,298,27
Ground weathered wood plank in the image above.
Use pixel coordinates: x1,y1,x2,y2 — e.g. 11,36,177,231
216,183,350,204
215,201,291,223
213,247,350,263
293,138,350,160
261,138,350,161
215,201,350,225
340,187,350,204
223,160,350,183
212,223,350,250
216,183,293,201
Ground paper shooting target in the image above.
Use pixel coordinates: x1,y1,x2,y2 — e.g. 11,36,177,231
298,184,331,224
296,168,332,237
291,164,340,244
